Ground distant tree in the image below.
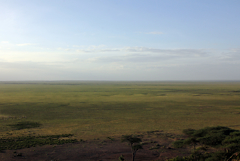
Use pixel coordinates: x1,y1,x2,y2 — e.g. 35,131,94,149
121,135,143,161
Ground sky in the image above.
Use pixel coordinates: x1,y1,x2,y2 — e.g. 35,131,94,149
0,0,240,81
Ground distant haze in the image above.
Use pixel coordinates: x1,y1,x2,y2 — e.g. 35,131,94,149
1,0,240,81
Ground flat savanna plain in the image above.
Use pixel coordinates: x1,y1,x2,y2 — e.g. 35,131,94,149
0,81,240,140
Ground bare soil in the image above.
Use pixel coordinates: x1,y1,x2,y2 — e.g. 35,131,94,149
0,132,191,161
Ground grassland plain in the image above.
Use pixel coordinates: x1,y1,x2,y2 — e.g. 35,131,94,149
0,81,240,140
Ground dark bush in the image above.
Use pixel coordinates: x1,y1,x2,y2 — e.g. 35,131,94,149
197,133,226,146
173,140,185,148
8,121,41,130
172,126,240,161
182,128,196,136
0,134,77,150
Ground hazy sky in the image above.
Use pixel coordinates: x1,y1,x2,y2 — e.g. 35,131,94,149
1,0,240,81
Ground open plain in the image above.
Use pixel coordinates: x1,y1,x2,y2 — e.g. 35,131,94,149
0,81,240,160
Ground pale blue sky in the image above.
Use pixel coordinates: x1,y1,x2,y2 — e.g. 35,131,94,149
1,0,240,81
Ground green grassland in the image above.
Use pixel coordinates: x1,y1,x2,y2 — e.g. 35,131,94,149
0,81,240,140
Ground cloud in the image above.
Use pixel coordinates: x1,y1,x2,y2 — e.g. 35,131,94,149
147,32,163,35
90,53,195,64
76,48,121,53
218,48,240,61
1,45,233,66
16,43,33,46
76,49,92,53
74,47,208,56
124,47,207,56
1,47,240,81
82,48,211,66
57,48,73,51
1,41,9,44
0,41,11,49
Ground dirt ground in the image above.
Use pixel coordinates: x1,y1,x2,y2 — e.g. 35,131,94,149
0,132,191,161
